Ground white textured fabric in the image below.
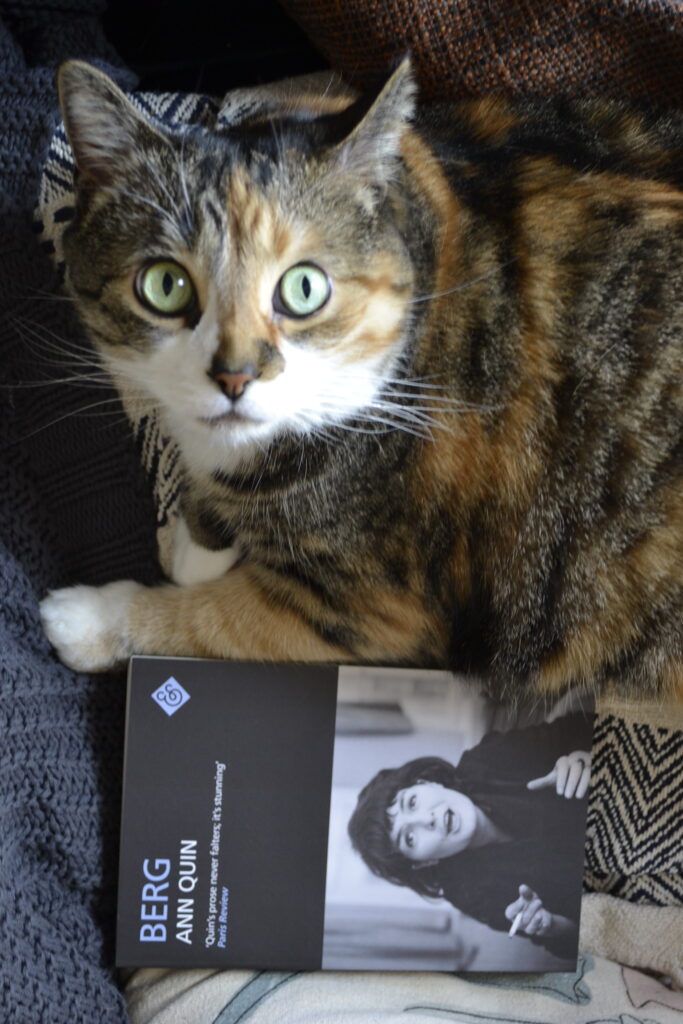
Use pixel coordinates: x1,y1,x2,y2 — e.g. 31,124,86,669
124,952,683,1024
580,893,683,988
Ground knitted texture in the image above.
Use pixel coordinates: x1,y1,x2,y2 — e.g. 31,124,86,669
279,0,683,101
0,2,158,1021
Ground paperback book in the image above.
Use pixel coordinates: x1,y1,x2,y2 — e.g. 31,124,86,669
117,657,593,972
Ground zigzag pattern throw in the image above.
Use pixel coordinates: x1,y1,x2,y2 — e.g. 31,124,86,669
584,714,683,905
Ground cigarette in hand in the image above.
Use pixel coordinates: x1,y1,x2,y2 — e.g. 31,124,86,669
508,911,523,937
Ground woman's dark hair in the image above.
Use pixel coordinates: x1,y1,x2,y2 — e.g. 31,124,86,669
347,755,465,898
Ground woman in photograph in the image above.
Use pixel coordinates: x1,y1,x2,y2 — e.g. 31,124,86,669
347,712,593,961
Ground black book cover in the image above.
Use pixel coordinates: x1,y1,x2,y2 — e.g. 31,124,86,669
117,658,594,972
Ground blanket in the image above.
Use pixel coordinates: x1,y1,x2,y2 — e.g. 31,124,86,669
124,954,683,1024
0,3,159,1021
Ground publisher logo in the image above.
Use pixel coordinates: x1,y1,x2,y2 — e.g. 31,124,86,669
151,677,191,716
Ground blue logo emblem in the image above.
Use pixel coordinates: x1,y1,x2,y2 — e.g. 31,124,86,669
151,677,191,716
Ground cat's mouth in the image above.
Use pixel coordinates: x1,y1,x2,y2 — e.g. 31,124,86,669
199,409,260,428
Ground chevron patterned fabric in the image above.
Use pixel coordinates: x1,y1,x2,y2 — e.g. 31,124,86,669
585,713,683,906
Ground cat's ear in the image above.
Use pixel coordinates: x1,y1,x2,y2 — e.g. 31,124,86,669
331,58,417,182
57,61,163,186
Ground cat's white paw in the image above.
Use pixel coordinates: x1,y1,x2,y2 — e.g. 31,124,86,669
40,580,141,672
171,516,240,586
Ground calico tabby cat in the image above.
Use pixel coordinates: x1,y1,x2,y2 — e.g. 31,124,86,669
40,59,683,702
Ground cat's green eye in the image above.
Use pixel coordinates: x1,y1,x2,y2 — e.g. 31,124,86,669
136,260,195,316
275,263,331,318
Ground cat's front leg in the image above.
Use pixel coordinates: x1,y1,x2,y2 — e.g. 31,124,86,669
170,515,240,585
40,580,143,672
40,516,241,672
40,567,354,672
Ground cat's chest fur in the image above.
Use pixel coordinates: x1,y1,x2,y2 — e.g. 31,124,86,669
39,58,683,701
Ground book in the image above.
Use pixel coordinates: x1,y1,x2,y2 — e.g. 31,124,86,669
116,657,594,973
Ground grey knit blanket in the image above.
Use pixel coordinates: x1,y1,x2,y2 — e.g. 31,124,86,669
0,2,159,1020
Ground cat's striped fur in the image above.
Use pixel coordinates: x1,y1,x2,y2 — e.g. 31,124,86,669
41,60,683,701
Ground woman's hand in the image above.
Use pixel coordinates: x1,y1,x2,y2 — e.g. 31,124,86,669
505,884,552,936
526,749,591,798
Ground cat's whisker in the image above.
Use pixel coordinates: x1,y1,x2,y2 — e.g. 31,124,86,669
10,311,105,359
312,379,499,437
5,396,135,445
329,373,451,396
378,376,453,391
311,427,342,446
391,395,500,415
20,288,77,305
369,407,460,428
22,354,111,380
9,320,156,411
327,367,499,415
11,319,115,378
352,420,434,439
333,368,456,395
314,400,440,439
297,416,343,446
407,261,516,304
379,390,490,408
13,311,84,339
367,396,447,418
13,311,87,343
327,361,460,394
0,375,115,390
12,317,101,361
368,410,446,435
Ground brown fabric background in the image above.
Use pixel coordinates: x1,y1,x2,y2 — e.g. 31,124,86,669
278,0,683,102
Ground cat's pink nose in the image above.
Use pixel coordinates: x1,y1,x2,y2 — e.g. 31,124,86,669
211,362,256,400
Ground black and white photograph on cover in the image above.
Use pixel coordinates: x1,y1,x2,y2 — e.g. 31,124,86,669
322,667,594,972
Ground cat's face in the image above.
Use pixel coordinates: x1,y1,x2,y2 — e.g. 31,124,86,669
58,62,418,471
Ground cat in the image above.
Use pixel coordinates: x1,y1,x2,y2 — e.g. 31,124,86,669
40,58,683,703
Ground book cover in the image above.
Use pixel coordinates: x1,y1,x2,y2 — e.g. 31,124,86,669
116,658,594,972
